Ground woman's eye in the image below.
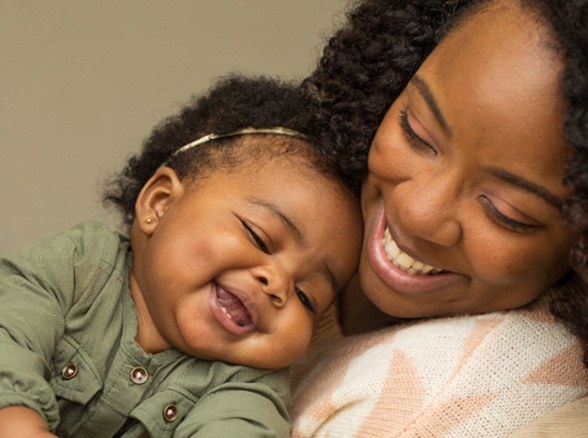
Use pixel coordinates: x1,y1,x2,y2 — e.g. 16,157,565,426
242,221,270,253
479,196,538,232
398,109,437,155
296,288,315,314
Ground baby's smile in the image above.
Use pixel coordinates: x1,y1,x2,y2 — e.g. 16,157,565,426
216,288,254,328
209,284,257,335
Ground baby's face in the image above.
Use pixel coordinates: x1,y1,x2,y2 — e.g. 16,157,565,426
131,152,362,368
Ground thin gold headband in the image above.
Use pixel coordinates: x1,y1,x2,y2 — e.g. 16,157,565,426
161,127,308,167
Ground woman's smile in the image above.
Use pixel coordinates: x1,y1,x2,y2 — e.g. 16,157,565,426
383,228,442,275
365,207,461,296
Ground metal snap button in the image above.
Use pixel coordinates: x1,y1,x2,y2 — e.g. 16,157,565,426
61,363,78,380
163,403,178,422
130,366,148,384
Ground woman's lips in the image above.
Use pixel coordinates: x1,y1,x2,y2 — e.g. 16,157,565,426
209,285,257,335
366,208,461,295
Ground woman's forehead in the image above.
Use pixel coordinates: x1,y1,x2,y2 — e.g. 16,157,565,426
405,2,569,198
419,1,564,138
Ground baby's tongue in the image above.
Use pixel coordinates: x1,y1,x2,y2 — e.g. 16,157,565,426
217,288,253,327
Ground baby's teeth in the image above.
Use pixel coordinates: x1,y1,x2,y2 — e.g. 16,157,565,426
221,306,233,320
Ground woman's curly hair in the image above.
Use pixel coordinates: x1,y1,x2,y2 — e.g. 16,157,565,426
306,0,588,364
306,0,477,190
103,74,360,227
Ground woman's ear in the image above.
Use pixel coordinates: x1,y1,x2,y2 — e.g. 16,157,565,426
135,167,184,236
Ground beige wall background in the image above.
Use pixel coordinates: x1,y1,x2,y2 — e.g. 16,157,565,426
1,0,348,255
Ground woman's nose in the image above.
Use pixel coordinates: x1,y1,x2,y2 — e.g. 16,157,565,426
394,177,463,247
252,265,290,307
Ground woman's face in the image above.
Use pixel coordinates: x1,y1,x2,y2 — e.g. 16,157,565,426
360,1,574,318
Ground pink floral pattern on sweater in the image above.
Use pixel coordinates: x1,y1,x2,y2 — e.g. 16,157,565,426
290,298,588,437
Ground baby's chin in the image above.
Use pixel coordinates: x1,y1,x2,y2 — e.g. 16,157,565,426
177,338,307,370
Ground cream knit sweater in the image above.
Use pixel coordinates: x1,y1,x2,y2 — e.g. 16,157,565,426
290,298,588,437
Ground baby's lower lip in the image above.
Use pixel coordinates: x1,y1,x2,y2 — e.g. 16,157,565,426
209,286,256,335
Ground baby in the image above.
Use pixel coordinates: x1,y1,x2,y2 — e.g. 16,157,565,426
0,75,362,437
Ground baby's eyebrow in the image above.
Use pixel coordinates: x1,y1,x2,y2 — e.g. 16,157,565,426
247,197,305,247
247,197,339,294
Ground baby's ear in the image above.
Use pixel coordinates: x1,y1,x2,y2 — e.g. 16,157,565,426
135,167,184,236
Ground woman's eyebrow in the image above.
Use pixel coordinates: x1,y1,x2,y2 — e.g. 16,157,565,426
409,76,564,210
411,74,452,137
486,167,564,209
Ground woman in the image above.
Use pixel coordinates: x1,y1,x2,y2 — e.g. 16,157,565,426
291,0,588,436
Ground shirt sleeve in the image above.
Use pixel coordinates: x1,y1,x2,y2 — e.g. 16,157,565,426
0,222,111,429
174,371,291,438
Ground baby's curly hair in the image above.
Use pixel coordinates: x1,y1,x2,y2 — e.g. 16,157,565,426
103,74,360,227
306,0,588,364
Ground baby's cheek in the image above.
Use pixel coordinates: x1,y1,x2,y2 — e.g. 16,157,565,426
279,323,314,366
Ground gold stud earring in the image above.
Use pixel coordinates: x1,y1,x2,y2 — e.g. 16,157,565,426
145,218,154,224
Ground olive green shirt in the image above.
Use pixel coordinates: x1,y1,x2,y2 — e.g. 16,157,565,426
0,222,290,437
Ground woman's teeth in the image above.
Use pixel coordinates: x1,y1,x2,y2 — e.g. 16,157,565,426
383,228,443,275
